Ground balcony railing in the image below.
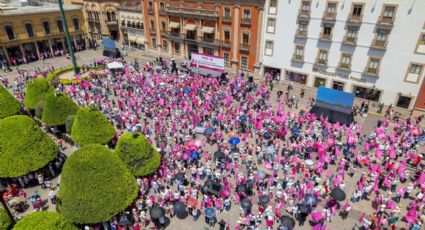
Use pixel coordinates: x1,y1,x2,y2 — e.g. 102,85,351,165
185,35,197,41
323,11,336,20
298,9,311,18
240,43,250,51
149,29,156,34
364,67,379,76
338,62,351,70
347,14,363,24
295,29,307,38
170,31,181,37
166,7,218,18
315,58,328,66
292,54,304,62
221,40,231,48
343,35,357,45
222,16,231,23
159,9,166,15
148,8,154,14
371,40,388,50
106,20,118,26
378,16,395,26
319,33,332,41
88,18,100,22
241,18,251,26
198,37,219,46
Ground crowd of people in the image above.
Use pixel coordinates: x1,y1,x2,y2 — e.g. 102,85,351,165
2,55,425,230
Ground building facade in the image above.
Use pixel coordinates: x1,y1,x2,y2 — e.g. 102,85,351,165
117,3,146,51
141,0,265,75
0,1,86,66
260,0,425,110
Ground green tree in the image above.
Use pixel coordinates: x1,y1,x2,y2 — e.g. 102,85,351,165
0,85,20,119
57,145,138,224
0,115,58,177
42,92,79,126
115,133,161,177
71,107,115,146
0,208,11,230
24,78,54,110
13,211,77,230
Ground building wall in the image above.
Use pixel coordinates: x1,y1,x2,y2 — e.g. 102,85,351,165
260,0,425,110
117,6,145,50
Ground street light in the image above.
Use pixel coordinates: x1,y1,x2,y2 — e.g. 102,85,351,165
0,184,16,228
57,0,79,74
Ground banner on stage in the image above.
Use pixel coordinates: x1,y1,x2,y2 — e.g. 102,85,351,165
190,53,224,73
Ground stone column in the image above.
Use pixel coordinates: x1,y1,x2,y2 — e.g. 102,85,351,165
73,35,78,50
48,39,54,55
2,46,11,65
253,7,264,79
61,38,66,50
231,5,240,73
34,41,41,59
19,44,25,56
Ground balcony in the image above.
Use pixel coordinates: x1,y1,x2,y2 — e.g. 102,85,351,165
322,12,337,22
338,62,351,70
364,67,379,77
291,54,304,62
222,16,231,24
315,58,328,66
160,31,168,37
166,7,218,19
149,29,156,35
241,18,251,26
148,8,154,15
240,43,250,52
342,35,357,46
106,20,118,26
295,29,307,38
88,18,100,23
319,33,332,41
167,32,184,41
221,40,231,48
347,14,363,25
198,37,220,47
185,35,197,42
370,40,388,50
377,16,395,28
159,9,166,16
298,9,311,19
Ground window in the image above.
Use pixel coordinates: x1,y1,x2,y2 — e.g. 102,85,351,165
333,81,345,91
376,30,388,41
299,22,308,32
43,21,51,35
352,4,363,16
347,28,357,38
243,9,250,19
265,40,274,56
224,31,230,41
161,21,166,31
224,52,230,66
295,46,304,56
326,2,337,14
162,40,168,52
224,7,231,17
353,86,381,101
205,48,214,55
160,2,165,11
148,2,153,10
267,18,276,33
106,12,111,21
366,57,380,74
242,33,249,44
302,1,310,12
152,38,157,48
57,20,64,33
72,18,80,31
25,23,35,37
322,25,332,39
4,25,15,40
174,42,180,53
241,56,248,69
405,63,424,83
150,20,155,29
409,64,423,74
269,0,277,14
318,49,328,64
396,95,412,109
340,53,352,68
383,5,395,18
111,12,116,21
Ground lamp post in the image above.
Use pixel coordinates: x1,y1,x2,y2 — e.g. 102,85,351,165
58,0,79,74
0,184,16,228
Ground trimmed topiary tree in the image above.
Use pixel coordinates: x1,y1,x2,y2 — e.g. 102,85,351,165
42,92,79,126
0,115,59,177
0,85,20,119
57,145,138,224
13,211,77,230
71,107,115,146
34,100,45,118
65,115,74,134
0,208,11,230
24,78,54,110
115,133,161,177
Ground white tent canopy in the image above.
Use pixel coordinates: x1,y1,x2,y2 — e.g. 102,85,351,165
107,61,124,70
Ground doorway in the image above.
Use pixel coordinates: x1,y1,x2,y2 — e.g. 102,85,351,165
314,77,327,88
188,44,198,59
332,81,344,91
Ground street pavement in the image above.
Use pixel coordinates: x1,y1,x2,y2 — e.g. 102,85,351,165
1,49,423,230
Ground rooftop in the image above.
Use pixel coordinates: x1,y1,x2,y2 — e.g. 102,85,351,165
0,0,81,16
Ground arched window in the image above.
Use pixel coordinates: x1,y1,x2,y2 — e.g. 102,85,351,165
4,25,15,40
137,22,141,29
111,12,116,21
25,23,35,37
57,19,64,33
106,12,111,21
127,21,131,27
121,20,125,26
72,18,80,31
42,21,51,35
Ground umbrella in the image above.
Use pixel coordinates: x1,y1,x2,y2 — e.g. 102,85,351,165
241,198,252,210
299,203,310,213
330,188,346,201
150,207,165,219
305,159,314,166
265,146,275,154
229,137,241,145
190,151,200,159
204,127,216,135
187,197,198,207
263,131,272,139
292,128,300,136
259,195,270,205
118,212,135,226
279,215,295,230
183,87,190,93
173,202,187,214
303,194,319,206
204,208,215,218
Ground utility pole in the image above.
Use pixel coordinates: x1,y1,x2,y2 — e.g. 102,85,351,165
58,0,79,74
